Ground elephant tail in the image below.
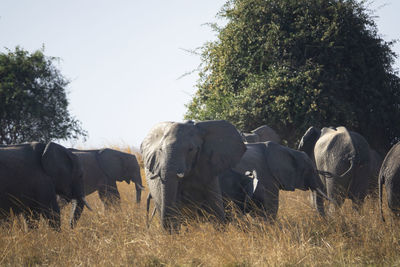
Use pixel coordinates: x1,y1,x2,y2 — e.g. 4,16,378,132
317,156,355,180
379,173,385,222
338,155,356,178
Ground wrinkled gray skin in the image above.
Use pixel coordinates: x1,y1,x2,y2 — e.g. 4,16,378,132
242,125,281,143
298,126,371,210
0,142,88,230
231,141,328,219
367,149,383,197
67,148,144,227
141,120,246,231
218,169,258,217
379,142,400,221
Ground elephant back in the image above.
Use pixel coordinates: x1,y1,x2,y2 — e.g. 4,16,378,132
315,127,370,191
380,142,400,178
251,125,280,143
70,150,106,195
348,130,370,166
315,127,354,173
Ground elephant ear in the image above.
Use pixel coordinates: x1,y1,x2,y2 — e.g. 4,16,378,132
141,122,174,176
251,125,280,143
196,120,246,175
41,142,76,195
96,149,124,181
298,126,321,155
263,142,299,191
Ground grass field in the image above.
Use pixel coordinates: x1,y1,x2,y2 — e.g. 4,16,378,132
0,147,399,266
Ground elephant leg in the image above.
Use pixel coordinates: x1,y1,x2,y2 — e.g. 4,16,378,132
263,186,279,220
202,179,225,223
98,181,121,210
251,184,279,220
348,169,368,211
70,199,85,229
311,190,325,217
42,199,61,231
25,210,41,229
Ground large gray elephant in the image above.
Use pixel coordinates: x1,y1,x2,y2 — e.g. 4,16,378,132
230,141,329,219
68,148,144,226
141,120,246,231
0,142,90,230
242,125,280,143
379,142,400,221
298,126,371,209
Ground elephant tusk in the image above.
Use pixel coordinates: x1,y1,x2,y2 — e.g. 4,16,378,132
71,199,77,211
82,197,93,211
177,173,184,179
253,176,259,194
136,184,145,190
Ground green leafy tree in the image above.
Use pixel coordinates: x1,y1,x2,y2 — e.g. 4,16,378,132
185,0,400,152
0,46,87,144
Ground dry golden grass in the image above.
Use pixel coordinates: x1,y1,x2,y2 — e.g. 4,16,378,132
0,146,399,266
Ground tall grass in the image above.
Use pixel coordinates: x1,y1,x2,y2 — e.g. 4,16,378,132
0,146,398,266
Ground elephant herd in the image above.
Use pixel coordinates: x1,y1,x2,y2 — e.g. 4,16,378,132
142,120,400,231
0,143,143,230
0,119,399,232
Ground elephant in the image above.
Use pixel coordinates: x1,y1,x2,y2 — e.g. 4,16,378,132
242,125,280,143
379,142,400,221
0,142,90,230
367,149,383,197
230,141,329,219
218,169,258,216
298,126,371,210
67,148,144,227
141,120,246,231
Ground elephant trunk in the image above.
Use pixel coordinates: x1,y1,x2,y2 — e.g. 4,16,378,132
69,175,92,228
309,172,327,216
160,169,180,231
131,157,144,204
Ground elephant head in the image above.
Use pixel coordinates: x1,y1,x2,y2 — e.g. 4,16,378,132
141,120,246,230
40,142,91,223
96,149,144,203
298,126,321,157
243,133,260,143
251,125,281,143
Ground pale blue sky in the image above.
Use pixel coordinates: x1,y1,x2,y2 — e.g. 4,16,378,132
0,0,399,148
